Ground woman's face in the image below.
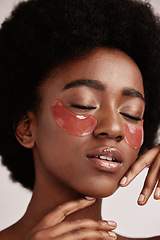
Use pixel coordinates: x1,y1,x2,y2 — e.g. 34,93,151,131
32,48,145,198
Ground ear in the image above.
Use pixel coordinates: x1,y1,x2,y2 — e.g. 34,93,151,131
15,112,36,149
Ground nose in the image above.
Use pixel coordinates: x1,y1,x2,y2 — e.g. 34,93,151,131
93,109,125,142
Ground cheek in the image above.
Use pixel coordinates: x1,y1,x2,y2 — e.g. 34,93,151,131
124,120,144,149
52,99,97,136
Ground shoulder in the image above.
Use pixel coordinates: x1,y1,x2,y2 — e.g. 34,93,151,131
0,223,23,240
117,234,160,240
0,227,14,240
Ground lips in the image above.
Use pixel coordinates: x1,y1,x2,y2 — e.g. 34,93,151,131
86,146,123,172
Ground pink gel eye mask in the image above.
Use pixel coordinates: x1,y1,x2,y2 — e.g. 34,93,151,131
124,120,144,149
52,99,97,136
52,99,144,149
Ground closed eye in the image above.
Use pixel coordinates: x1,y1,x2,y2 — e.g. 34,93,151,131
120,112,142,121
71,104,96,110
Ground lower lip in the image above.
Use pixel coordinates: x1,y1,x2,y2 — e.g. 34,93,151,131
87,157,121,172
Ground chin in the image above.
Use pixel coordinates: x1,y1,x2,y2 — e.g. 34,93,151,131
79,183,119,199
95,189,118,199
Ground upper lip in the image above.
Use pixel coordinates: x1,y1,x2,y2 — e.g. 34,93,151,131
86,146,124,163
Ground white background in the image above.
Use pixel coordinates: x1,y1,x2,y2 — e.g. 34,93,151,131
0,0,160,238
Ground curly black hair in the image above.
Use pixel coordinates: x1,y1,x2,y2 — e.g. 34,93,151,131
0,0,159,190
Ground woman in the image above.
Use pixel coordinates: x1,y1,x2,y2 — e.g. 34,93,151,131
0,0,160,239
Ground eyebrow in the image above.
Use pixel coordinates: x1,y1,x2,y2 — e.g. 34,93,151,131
62,79,145,102
62,79,106,91
122,88,145,102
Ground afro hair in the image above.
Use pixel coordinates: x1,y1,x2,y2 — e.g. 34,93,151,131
0,0,160,190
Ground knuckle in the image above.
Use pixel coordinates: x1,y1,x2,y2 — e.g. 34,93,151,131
65,219,82,226
143,160,151,168
97,220,106,226
129,167,136,175
56,204,67,217
31,231,43,240
71,228,82,235
99,230,105,235
84,218,97,224
73,219,82,224
82,218,101,227
41,216,50,226
76,199,83,208
98,230,108,237
136,155,151,168
55,204,63,213
143,182,152,190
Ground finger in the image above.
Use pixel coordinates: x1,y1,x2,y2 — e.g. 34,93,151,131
119,144,160,187
43,219,117,238
154,179,160,200
52,228,117,240
32,197,96,231
137,154,160,205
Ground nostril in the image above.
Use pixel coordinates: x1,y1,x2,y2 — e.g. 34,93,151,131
97,133,123,141
98,132,108,138
116,136,122,141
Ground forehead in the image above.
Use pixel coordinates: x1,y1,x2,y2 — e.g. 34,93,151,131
41,47,144,99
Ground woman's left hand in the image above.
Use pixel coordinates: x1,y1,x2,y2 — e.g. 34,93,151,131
119,143,160,205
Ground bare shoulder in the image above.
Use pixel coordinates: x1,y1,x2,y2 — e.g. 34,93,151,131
0,222,25,240
0,226,16,240
117,234,160,240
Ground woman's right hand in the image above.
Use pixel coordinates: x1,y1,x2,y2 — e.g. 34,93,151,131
25,197,117,240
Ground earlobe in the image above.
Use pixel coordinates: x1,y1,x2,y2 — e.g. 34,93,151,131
15,113,35,149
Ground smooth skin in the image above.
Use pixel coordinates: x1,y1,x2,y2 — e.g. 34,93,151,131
25,198,117,240
0,48,160,240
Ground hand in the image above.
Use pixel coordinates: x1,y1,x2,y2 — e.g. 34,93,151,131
120,143,160,205
25,197,117,240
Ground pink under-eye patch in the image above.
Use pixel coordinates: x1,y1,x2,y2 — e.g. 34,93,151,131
51,99,97,136
124,120,144,149
52,99,144,149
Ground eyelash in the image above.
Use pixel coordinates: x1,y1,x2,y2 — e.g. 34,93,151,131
71,104,142,121
120,112,142,121
71,104,96,110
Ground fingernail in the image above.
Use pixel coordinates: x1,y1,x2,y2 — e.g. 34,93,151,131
107,221,117,227
108,231,117,238
155,187,160,199
120,176,127,186
138,194,145,202
84,196,96,201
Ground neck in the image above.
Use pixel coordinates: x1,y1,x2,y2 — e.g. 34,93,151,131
3,168,103,240
21,174,102,232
